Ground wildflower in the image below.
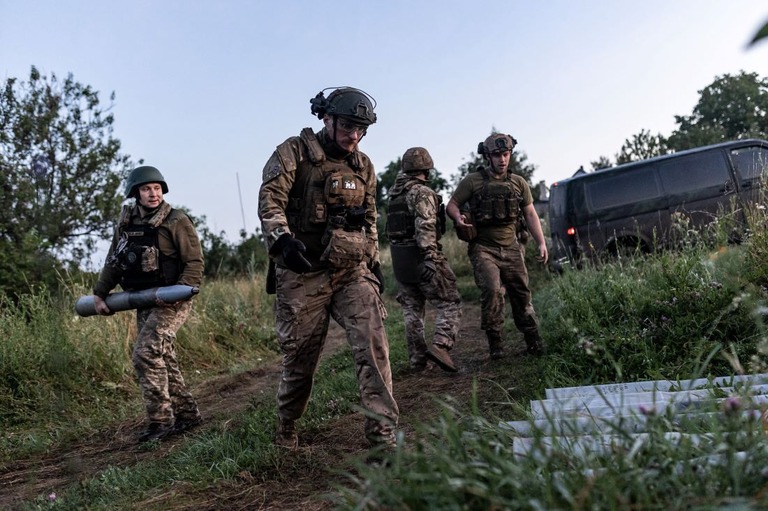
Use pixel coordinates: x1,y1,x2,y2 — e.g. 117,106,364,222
577,338,595,355
721,396,741,416
48,493,56,501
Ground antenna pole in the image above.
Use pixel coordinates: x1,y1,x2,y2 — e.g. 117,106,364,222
236,172,247,233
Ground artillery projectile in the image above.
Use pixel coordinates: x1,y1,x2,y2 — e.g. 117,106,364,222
75,285,199,317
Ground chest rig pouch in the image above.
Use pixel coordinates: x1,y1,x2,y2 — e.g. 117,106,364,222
286,129,370,269
470,168,522,227
320,168,368,268
111,206,180,291
114,224,163,290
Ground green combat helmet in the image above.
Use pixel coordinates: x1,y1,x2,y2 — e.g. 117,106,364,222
310,86,377,126
125,165,169,198
478,133,518,156
402,147,435,173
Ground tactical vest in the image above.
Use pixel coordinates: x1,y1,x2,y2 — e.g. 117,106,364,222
386,181,416,243
283,129,369,268
115,209,181,291
386,181,445,243
284,128,367,233
469,167,522,227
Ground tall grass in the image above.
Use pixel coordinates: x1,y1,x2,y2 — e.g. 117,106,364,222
0,273,277,460
338,206,768,509
7,203,768,509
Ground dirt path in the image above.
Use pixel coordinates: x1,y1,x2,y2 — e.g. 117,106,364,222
0,302,529,510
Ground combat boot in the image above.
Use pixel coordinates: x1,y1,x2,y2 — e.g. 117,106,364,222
426,344,458,373
524,332,546,356
275,419,298,450
172,412,203,436
410,353,428,373
487,332,505,360
138,421,174,443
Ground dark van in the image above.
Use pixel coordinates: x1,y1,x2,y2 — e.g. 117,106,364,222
549,139,768,268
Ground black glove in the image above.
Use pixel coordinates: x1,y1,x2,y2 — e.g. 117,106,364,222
272,234,312,274
420,260,437,282
371,263,385,294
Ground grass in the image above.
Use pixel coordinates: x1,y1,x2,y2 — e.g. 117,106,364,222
4,205,768,509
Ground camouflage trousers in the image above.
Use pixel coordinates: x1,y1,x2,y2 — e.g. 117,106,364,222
274,265,399,446
134,300,199,426
396,258,462,368
468,242,540,338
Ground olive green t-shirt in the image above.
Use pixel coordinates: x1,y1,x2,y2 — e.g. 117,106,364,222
451,170,533,248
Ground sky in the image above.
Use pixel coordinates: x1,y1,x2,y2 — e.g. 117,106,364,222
2,1,768,261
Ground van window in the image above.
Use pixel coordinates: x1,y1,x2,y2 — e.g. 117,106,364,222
731,146,768,181
657,151,730,200
586,167,660,211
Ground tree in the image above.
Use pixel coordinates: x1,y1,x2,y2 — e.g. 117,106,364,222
667,71,768,150
376,157,402,212
0,66,132,293
615,129,670,164
590,157,613,171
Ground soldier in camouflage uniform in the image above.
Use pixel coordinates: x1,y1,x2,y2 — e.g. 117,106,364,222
93,165,204,442
258,87,398,450
446,134,548,359
386,147,462,373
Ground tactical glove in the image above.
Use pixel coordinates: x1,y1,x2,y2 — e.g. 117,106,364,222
272,233,312,274
420,260,437,282
371,263,385,294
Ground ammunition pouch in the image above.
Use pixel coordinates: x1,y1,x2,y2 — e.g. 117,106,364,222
320,228,367,269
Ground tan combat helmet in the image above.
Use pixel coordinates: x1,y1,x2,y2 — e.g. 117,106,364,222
402,147,435,173
478,133,518,156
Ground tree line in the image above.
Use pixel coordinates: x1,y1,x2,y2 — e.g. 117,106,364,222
1,65,767,298
587,71,768,171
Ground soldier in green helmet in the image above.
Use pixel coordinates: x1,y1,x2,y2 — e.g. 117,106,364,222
92,165,205,442
258,87,398,453
446,134,548,359
386,147,462,373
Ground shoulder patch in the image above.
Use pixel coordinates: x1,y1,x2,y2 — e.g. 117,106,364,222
262,137,300,183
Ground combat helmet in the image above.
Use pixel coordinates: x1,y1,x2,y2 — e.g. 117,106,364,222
125,165,168,198
478,133,518,156
310,87,377,126
402,147,434,173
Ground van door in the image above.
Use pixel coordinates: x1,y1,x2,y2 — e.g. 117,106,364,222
657,150,736,241
581,165,667,256
730,144,768,206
